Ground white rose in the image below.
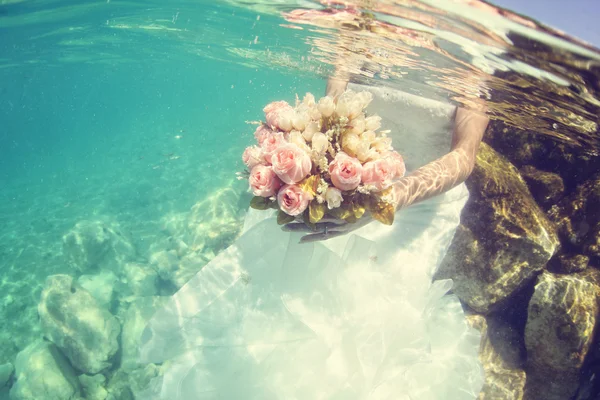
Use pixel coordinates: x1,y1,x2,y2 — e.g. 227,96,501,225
325,187,343,209
309,106,322,121
356,91,373,109
335,99,350,118
347,99,363,119
292,112,309,131
303,93,316,107
318,96,335,117
356,140,379,162
278,110,295,132
312,132,329,153
361,130,377,144
348,115,366,135
302,121,320,141
365,115,382,131
371,136,392,152
288,131,311,153
341,132,361,155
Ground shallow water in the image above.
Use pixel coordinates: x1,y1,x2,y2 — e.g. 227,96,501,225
0,0,599,399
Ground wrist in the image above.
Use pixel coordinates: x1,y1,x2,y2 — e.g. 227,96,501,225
391,177,411,211
326,77,349,97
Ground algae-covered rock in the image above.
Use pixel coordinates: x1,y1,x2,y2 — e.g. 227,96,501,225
467,314,526,400
549,253,590,274
120,296,169,370
485,121,600,191
524,272,600,400
585,225,600,259
548,175,600,261
519,165,565,207
10,340,81,400
78,374,108,400
436,143,559,313
38,274,121,374
62,220,137,274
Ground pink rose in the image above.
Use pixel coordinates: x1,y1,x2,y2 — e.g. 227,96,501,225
277,184,312,216
328,152,363,191
261,131,287,164
249,165,282,197
361,158,395,191
254,125,273,145
242,146,264,168
264,101,294,132
271,143,312,184
384,151,406,178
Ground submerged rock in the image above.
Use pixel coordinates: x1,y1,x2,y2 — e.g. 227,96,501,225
436,143,559,313
77,270,118,309
585,225,600,259
485,121,600,191
0,362,13,388
10,340,81,400
104,369,133,400
548,175,600,261
525,271,600,400
151,187,245,289
127,363,163,399
62,220,137,274
124,262,158,297
78,374,108,400
185,187,243,254
519,165,565,208
549,253,590,274
467,315,526,400
149,249,179,282
120,296,169,371
161,187,243,254
38,274,121,374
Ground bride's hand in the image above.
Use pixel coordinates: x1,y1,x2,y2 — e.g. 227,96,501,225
283,213,374,243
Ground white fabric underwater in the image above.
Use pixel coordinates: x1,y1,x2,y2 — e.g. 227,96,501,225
137,84,484,399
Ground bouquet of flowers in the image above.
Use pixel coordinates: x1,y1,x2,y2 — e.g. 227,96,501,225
240,91,405,227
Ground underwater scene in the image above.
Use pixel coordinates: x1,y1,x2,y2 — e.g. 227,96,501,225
0,0,599,399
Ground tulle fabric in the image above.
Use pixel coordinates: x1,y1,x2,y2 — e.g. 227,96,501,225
138,184,484,400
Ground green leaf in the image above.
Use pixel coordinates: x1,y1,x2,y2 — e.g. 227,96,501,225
298,175,320,197
302,209,316,231
309,202,326,224
250,196,271,210
277,211,295,225
351,202,366,219
368,197,395,226
371,205,395,225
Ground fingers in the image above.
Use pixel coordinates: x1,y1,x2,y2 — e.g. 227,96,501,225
282,223,313,233
299,229,346,243
283,220,347,233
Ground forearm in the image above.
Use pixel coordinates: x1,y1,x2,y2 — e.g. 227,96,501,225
392,148,475,209
326,30,367,97
326,76,349,98
392,107,488,210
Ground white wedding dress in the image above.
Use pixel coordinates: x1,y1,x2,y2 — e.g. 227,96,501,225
137,83,484,400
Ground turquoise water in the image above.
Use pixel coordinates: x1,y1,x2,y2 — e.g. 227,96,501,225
0,0,322,364
1,0,600,399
